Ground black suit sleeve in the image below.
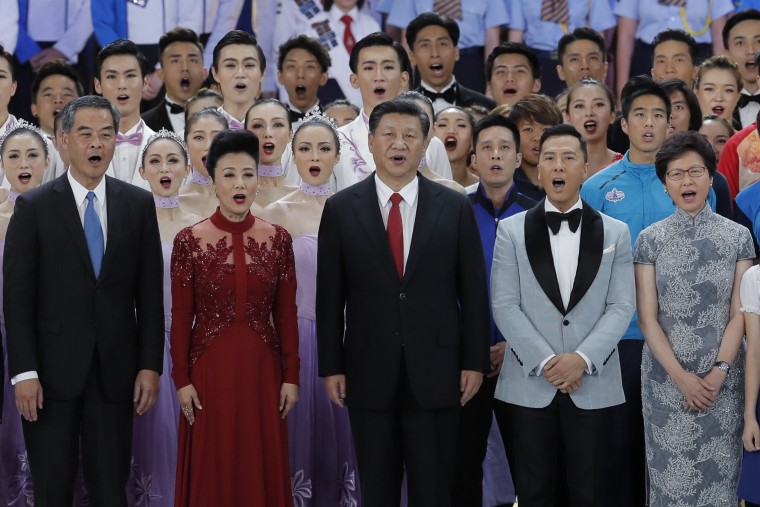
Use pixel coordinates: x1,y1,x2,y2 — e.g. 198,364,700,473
316,198,347,377
134,193,165,374
455,197,490,372
4,195,41,377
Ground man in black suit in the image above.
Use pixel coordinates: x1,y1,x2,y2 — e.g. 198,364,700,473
317,98,490,507
142,28,207,133
407,12,496,114
4,95,164,507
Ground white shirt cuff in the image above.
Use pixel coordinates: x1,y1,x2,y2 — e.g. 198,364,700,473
575,351,594,374
536,354,556,376
11,371,38,385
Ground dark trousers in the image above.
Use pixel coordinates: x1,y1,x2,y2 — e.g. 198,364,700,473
604,339,646,507
451,374,513,507
22,355,133,507
348,359,459,507
500,392,614,507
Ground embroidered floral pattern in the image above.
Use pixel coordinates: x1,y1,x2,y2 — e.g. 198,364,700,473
634,206,755,506
291,469,312,507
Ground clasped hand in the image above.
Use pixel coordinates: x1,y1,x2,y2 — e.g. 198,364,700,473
544,353,587,394
676,369,723,412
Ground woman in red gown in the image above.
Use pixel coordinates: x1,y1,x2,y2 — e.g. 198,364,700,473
170,129,299,506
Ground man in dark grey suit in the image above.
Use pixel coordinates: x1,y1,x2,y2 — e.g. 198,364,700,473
317,98,490,507
4,95,164,507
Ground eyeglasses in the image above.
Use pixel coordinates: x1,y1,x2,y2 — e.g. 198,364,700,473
665,165,707,181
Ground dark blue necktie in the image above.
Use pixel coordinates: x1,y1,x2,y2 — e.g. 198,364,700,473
84,192,104,277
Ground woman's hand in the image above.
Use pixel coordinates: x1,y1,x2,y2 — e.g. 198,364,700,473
743,417,760,452
280,383,299,419
177,384,202,425
675,371,716,412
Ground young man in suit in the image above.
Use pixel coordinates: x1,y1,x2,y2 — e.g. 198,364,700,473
4,95,164,507
276,35,331,124
491,124,635,505
317,98,490,507
407,12,496,114
142,28,207,134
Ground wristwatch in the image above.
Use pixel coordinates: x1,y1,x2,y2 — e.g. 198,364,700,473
713,361,730,374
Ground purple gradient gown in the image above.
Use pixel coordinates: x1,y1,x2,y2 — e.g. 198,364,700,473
288,234,360,507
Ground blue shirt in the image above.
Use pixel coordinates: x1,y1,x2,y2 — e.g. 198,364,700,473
734,181,760,254
509,0,616,52
470,183,537,346
614,0,735,44
580,151,717,340
386,0,509,48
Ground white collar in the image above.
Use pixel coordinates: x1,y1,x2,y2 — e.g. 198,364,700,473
544,198,582,214
121,118,144,136
375,173,419,208
741,88,760,97
330,5,359,22
420,77,456,94
68,169,107,207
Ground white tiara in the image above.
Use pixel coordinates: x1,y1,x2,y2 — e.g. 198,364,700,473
292,106,340,140
0,119,49,156
140,128,189,163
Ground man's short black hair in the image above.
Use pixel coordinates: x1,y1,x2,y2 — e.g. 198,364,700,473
539,124,588,163
159,27,204,63
486,42,540,81
473,114,521,154
557,28,606,63
277,35,332,73
405,12,460,48
95,39,149,78
368,98,430,138
651,29,699,65
31,60,84,103
212,30,266,74
349,32,405,74
654,130,716,182
621,75,671,121
722,8,760,48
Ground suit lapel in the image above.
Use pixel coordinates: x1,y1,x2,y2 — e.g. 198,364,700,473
524,201,565,315
99,177,122,280
351,176,400,281
566,202,604,314
402,176,442,286
52,176,97,280
159,100,173,132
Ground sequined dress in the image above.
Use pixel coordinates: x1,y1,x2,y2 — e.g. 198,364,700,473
634,205,754,506
170,210,299,507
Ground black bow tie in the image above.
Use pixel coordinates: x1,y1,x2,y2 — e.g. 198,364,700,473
421,85,457,104
546,208,582,235
167,101,185,114
738,94,760,108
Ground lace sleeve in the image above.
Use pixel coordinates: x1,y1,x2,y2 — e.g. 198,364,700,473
272,225,299,385
170,226,197,389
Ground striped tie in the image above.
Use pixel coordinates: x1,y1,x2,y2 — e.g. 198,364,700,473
433,0,462,20
658,0,686,5
540,0,570,25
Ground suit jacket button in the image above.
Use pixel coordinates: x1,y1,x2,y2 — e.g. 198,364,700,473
563,319,569,326
399,292,406,300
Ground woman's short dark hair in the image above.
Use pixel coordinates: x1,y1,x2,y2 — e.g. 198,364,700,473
654,130,717,183
206,129,259,180
245,98,292,129
659,78,703,131
184,108,229,142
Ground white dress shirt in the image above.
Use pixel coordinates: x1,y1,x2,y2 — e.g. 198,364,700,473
12,170,108,385
110,119,153,186
739,89,760,128
165,98,185,133
375,174,418,273
420,77,456,114
27,0,91,60
537,198,592,375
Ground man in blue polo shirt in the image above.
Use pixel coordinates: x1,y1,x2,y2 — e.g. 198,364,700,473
581,75,716,507
452,114,535,507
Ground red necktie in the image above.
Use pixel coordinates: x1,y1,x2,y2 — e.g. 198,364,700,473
387,193,404,279
341,15,355,56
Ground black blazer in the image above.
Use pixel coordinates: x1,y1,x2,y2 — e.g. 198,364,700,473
4,175,164,402
316,175,490,411
142,99,174,133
